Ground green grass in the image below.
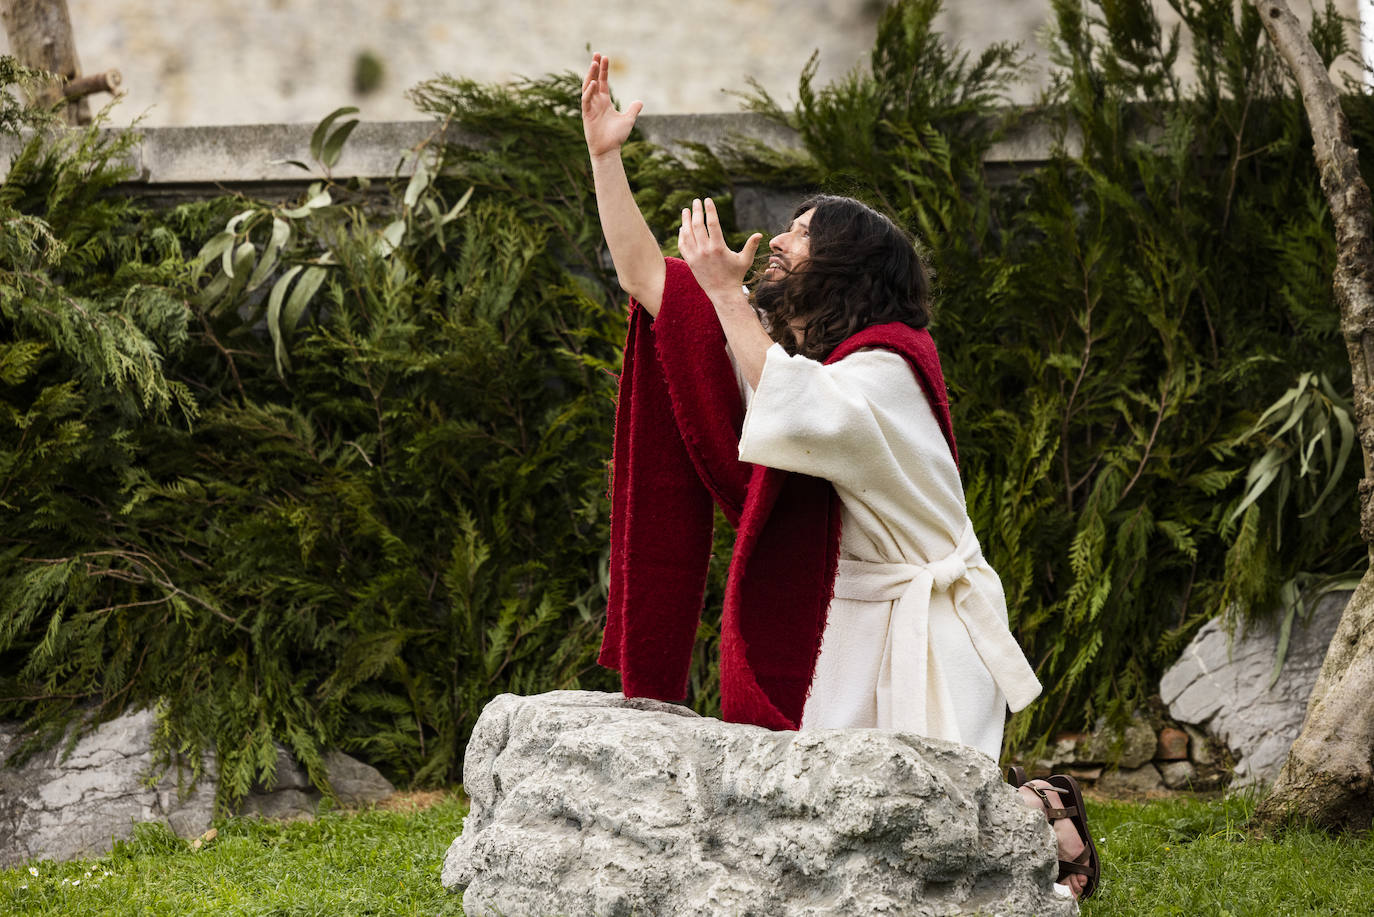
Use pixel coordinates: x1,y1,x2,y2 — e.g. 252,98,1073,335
1082,793,1374,916
0,793,468,916
2,791,1370,916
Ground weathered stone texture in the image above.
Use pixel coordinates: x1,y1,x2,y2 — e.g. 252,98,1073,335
1155,727,1189,761
1083,719,1157,769
442,690,1076,917
0,709,395,866
1,0,883,127
1094,764,1164,796
3,1,1355,127
1157,760,1197,791
0,709,214,867
1159,590,1348,786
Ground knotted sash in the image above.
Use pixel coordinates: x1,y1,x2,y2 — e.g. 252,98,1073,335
599,257,959,730
833,521,1044,735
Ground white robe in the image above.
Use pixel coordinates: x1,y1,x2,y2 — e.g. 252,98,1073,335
734,343,1041,760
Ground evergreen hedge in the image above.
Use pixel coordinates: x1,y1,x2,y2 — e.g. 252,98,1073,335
0,0,1366,798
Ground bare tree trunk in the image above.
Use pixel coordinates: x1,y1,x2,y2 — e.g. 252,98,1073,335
1249,0,1374,832
0,0,90,125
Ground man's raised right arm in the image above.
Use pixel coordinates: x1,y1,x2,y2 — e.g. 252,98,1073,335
581,53,665,317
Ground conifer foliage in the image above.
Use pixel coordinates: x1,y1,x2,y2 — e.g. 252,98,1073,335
699,0,1363,748
1,69,626,803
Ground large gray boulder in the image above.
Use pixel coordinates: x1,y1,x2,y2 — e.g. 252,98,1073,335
0,709,216,867
442,691,1076,917
1159,590,1348,787
0,708,395,866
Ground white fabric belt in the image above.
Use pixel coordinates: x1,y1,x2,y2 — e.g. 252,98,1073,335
832,522,1042,734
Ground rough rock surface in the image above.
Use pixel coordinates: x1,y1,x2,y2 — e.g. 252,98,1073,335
442,691,1076,917
0,709,216,867
0,709,394,866
1159,590,1347,786
1157,761,1196,790
1094,764,1164,796
1083,719,1157,769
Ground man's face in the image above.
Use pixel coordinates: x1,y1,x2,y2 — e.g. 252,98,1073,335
764,208,814,282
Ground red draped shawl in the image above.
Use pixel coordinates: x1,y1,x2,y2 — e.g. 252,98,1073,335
598,257,958,730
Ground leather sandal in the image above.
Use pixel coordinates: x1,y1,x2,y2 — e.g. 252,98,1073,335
1047,774,1100,900
1006,767,1101,900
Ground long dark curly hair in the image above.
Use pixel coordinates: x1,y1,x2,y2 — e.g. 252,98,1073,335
751,195,931,361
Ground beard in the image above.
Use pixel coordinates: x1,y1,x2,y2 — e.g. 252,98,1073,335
749,272,806,356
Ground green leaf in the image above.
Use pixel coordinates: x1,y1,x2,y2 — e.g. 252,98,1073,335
270,265,329,373
265,265,304,373
1303,402,1356,517
196,230,236,265
310,106,360,162
1247,383,1302,436
225,208,256,234
195,270,231,307
246,218,291,292
281,190,332,219
225,240,255,281
403,156,431,208
424,197,443,247
267,158,313,172
1229,447,1285,522
442,186,474,224
322,119,361,169
377,219,406,256
1268,581,1300,689
1299,424,1326,478
1271,389,1313,439
282,266,325,336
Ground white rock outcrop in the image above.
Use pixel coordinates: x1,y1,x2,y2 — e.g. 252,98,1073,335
1159,590,1348,786
0,709,216,867
0,708,395,866
442,690,1075,917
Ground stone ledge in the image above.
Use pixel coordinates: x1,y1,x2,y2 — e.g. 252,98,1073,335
0,112,1067,199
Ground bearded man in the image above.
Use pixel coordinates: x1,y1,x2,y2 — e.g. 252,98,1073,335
580,52,1098,899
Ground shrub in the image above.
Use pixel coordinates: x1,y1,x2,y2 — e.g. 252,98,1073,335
1,0,1366,793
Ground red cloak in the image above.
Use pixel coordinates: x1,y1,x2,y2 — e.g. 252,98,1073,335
598,257,957,730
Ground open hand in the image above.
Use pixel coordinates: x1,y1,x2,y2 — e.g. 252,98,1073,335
581,53,642,158
677,198,763,301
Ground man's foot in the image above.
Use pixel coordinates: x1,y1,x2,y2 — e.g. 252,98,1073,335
1008,769,1100,900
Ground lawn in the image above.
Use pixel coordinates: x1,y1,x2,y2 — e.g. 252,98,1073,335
1,790,1369,915
1082,792,1374,916
0,792,468,917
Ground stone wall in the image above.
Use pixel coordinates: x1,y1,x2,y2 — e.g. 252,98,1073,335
937,0,1365,103
3,0,883,127
1,2,1361,127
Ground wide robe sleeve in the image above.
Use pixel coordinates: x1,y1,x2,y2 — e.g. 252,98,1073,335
737,343,967,542
736,341,1044,717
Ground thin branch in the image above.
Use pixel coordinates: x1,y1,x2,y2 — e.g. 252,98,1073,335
1119,379,1171,503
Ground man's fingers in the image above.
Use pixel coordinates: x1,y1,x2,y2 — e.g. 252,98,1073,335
625,100,643,121
703,198,723,239
691,199,705,234
741,232,763,263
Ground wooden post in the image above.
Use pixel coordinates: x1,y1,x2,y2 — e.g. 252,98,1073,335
0,0,91,125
